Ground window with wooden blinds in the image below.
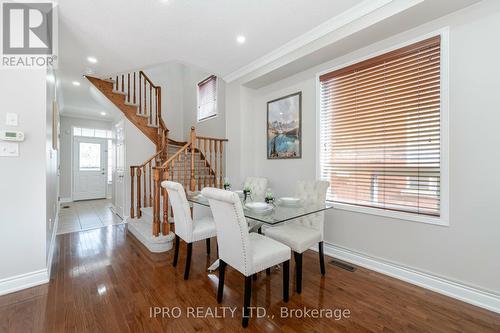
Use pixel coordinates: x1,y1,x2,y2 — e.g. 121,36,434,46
319,36,441,217
197,75,218,121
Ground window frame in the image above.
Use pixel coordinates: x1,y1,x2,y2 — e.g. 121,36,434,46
315,29,449,226
196,75,218,122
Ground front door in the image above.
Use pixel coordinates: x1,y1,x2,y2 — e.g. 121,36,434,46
73,137,107,201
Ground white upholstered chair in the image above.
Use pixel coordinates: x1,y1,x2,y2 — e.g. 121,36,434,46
263,180,329,293
243,177,268,202
201,187,290,328
243,177,268,233
162,181,217,280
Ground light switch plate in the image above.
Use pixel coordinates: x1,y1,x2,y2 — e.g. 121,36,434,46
6,113,18,126
0,142,19,157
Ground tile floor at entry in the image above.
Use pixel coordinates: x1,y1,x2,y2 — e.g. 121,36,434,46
57,199,123,235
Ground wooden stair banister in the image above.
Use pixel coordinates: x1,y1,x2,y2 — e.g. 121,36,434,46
87,70,227,239
85,71,167,151
148,127,228,236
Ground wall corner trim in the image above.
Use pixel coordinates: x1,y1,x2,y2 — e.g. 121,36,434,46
0,269,49,296
318,242,500,314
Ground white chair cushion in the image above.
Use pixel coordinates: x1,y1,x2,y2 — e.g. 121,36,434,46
163,181,216,244
202,187,291,276
264,222,321,254
293,180,329,238
192,216,217,242
249,233,291,275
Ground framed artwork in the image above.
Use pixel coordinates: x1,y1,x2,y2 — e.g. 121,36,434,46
267,92,302,159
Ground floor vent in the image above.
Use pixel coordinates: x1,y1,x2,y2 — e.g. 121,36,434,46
330,259,356,272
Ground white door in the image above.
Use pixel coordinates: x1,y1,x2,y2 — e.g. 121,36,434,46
114,121,126,218
73,137,107,201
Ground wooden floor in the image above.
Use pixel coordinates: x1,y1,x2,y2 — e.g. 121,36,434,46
1,225,499,333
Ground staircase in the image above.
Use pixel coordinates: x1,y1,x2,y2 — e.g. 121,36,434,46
85,70,227,252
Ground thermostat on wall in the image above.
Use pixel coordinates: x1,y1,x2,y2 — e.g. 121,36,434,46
0,130,25,142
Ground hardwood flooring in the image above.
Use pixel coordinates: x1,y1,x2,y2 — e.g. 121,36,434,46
0,224,499,332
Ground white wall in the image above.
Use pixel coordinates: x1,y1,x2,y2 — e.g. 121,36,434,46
59,116,112,200
122,118,156,218
143,62,226,142
0,69,48,288
145,63,185,140
46,69,59,262
225,1,500,294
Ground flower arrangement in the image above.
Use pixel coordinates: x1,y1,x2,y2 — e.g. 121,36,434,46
243,186,251,201
265,190,275,204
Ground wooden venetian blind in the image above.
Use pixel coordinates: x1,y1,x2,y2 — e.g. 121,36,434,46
197,75,217,121
319,36,441,217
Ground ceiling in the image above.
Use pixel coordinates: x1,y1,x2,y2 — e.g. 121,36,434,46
55,0,481,118
56,0,364,117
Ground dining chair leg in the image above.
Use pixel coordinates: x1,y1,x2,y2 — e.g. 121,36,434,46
173,235,180,267
294,252,303,294
242,276,252,328
184,243,192,280
319,241,326,276
283,260,289,302
217,260,227,303
206,238,211,255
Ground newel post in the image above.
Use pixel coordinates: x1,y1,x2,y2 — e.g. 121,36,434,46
152,168,161,237
162,168,170,235
190,126,196,192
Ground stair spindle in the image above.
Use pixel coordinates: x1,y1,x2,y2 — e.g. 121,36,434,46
130,167,135,218
139,75,142,115
136,167,142,218
197,139,202,191
133,72,136,105
204,139,208,188
144,80,148,119
149,85,152,125
127,73,130,102
143,165,147,207
184,149,188,190
210,140,215,187
214,140,218,188
219,141,224,189
121,75,124,93
149,163,152,206
188,128,194,191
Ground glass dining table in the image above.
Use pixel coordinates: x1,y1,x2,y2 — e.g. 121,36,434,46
186,191,333,271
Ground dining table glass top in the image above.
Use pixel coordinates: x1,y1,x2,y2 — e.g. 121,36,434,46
186,191,333,225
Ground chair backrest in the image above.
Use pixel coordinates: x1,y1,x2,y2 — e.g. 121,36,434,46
161,181,193,242
294,180,329,237
244,177,268,202
201,187,253,276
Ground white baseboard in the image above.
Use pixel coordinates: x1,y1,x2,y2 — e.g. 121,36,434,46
319,242,500,314
60,197,73,203
0,269,49,296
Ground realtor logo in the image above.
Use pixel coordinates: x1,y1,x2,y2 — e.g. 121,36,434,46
1,1,57,68
2,2,53,54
